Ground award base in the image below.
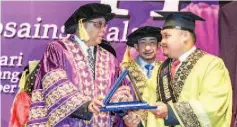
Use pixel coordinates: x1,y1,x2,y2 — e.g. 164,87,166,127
100,101,157,112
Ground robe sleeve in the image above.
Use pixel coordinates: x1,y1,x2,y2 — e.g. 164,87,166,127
164,104,179,126
27,41,92,127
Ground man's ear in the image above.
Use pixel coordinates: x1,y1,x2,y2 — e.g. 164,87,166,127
181,31,189,43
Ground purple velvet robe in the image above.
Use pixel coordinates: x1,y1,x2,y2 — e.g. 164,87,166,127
27,38,130,127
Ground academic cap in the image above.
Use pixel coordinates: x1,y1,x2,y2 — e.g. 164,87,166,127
64,3,115,34
155,11,205,32
126,26,162,47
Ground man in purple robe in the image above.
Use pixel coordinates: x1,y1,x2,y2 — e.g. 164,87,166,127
27,3,132,127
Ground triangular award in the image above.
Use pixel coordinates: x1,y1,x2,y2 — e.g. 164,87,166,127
100,69,157,112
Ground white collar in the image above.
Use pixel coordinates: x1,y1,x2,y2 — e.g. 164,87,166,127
178,46,196,62
74,35,94,57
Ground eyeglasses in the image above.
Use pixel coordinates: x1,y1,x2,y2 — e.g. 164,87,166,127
87,20,108,29
137,41,158,47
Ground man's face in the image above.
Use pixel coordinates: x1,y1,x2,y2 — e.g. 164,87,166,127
134,37,159,63
84,17,107,45
160,29,185,59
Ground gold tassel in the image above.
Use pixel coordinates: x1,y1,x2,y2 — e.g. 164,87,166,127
79,19,89,41
122,46,132,63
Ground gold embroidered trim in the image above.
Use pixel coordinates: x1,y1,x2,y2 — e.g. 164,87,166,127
162,75,172,100
60,40,112,125
42,69,67,90
45,81,77,107
31,89,44,103
122,61,146,95
171,50,205,101
173,101,201,127
29,106,47,120
122,60,161,96
93,47,111,122
48,93,86,126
